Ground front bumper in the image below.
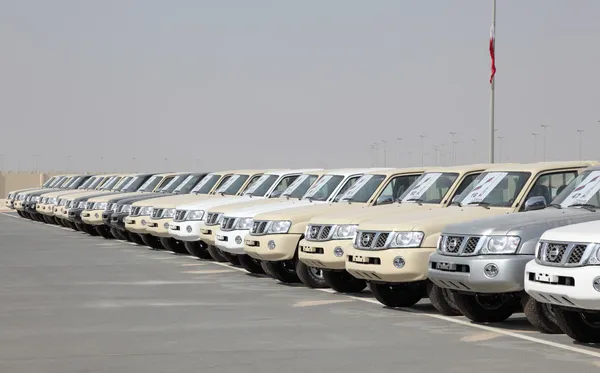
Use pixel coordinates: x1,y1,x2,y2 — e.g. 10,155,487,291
428,253,532,294
24,202,38,214
5,199,14,209
214,228,249,255
145,218,173,237
109,212,128,230
345,246,434,283
298,239,353,270
168,221,205,242
14,201,24,210
55,206,70,219
124,215,150,234
67,208,84,223
244,233,302,262
525,261,600,311
81,209,105,225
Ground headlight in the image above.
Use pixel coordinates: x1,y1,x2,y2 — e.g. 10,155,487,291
78,201,86,208
163,208,175,218
32,196,40,202
48,197,58,204
481,235,521,254
585,245,600,265
235,217,254,230
121,204,131,213
187,210,204,221
332,224,358,239
268,221,291,234
141,206,153,216
389,231,424,248
95,202,107,210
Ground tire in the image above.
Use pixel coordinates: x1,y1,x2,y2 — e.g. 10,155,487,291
129,232,146,246
221,252,241,266
264,260,300,283
184,241,212,259
159,237,188,254
453,293,517,322
238,255,265,274
75,222,84,232
554,308,600,343
370,282,425,307
141,234,163,250
323,270,367,293
296,260,327,288
42,215,52,224
95,225,114,239
427,284,461,316
261,261,275,278
522,295,562,334
83,224,99,236
207,245,228,262
17,211,24,218
110,227,124,240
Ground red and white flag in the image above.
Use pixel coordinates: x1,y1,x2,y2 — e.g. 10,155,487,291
489,25,496,83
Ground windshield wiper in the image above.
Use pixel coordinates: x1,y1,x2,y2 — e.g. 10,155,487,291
568,203,597,212
548,203,562,209
466,201,490,209
405,198,423,205
450,200,462,207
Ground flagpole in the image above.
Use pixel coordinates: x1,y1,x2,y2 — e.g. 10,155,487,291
489,0,496,163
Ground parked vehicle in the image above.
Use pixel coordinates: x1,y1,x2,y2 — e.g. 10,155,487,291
21,175,91,221
345,161,595,309
525,220,600,343
244,167,427,284
169,169,320,260
5,175,65,210
428,165,600,331
13,175,74,213
299,164,493,291
214,169,375,274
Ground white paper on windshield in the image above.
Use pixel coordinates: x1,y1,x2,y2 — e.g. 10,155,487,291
122,177,139,189
244,174,270,194
303,175,332,197
216,174,241,193
283,174,310,195
560,171,600,207
175,175,195,190
340,175,373,199
401,173,443,202
460,172,508,205
163,176,183,189
191,174,215,192
140,176,159,190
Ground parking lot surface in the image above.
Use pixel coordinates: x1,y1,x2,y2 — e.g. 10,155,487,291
1,212,599,372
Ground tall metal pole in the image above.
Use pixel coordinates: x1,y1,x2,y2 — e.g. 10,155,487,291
382,140,387,167
396,137,403,165
577,129,584,160
531,133,539,161
370,144,376,166
497,136,504,162
489,0,497,163
433,146,440,165
420,135,425,166
471,139,477,163
449,132,457,165
541,125,550,161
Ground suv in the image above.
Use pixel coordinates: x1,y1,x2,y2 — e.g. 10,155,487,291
525,220,600,343
299,164,493,291
428,165,600,332
5,175,65,211
13,175,74,214
244,168,427,285
21,175,91,221
346,161,595,309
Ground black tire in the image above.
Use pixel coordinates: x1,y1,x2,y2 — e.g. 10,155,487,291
453,293,517,322
42,215,52,224
554,308,600,343
95,225,114,239
370,282,425,307
129,232,146,246
522,296,562,334
221,252,241,266
264,260,300,283
110,227,124,240
323,270,367,293
296,260,327,288
17,211,24,218
141,233,163,250
75,222,84,232
159,237,188,254
207,245,228,262
427,284,461,316
238,255,265,274
261,261,275,278
83,224,99,236
184,241,212,259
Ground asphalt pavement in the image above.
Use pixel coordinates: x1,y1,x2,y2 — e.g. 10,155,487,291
0,212,599,372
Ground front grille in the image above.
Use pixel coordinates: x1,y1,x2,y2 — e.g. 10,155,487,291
306,224,335,241
206,212,223,226
221,217,237,231
115,204,122,213
86,202,94,209
251,220,269,235
174,210,187,222
354,231,390,250
151,208,164,219
130,206,141,216
439,235,483,256
537,241,592,266
107,203,115,212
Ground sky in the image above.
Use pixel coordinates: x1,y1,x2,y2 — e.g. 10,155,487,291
1,0,599,173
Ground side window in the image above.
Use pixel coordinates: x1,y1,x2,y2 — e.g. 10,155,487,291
333,176,361,202
240,175,262,194
453,173,480,198
156,176,175,190
271,175,299,197
523,171,578,209
375,174,421,206
212,175,231,192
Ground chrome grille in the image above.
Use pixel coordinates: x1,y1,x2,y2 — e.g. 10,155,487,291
542,243,567,264
221,217,237,231
86,201,94,209
174,210,187,222
151,208,164,219
537,241,593,267
568,245,587,264
130,206,141,216
306,224,335,241
354,231,390,250
439,235,483,256
115,204,123,213
251,220,269,235
206,212,223,226
463,237,480,254
445,236,464,254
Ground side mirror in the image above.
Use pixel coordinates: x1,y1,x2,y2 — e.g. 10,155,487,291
270,190,283,198
524,196,547,211
451,196,458,203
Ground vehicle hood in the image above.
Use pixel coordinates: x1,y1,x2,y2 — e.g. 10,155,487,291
176,195,263,210
18,188,55,196
49,190,102,199
88,192,152,203
307,202,444,225
132,194,213,208
223,200,328,218
10,187,46,195
66,191,116,202
107,194,170,205
541,220,600,243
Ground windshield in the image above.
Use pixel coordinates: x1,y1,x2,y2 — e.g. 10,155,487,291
279,174,319,199
244,174,279,197
399,172,459,204
118,176,141,191
137,176,162,192
301,175,343,201
554,170,600,208
104,176,125,190
339,174,386,203
457,171,531,207
78,177,97,189
174,174,204,194
158,175,188,193
88,176,107,189
191,174,220,194
216,174,250,195
42,177,57,187
60,177,78,189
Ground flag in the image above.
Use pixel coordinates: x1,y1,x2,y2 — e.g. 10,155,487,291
489,25,496,83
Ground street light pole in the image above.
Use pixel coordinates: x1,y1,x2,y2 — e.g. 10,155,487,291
497,136,504,162
449,132,457,165
433,146,440,165
541,124,550,161
419,135,425,166
531,132,539,161
396,137,403,165
577,129,584,160
382,140,387,167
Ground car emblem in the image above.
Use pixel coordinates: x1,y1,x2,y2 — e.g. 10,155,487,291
447,238,459,252
361,233,373,247
311,226,320,238
547,246,561,261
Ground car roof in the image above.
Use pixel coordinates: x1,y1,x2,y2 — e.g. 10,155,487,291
419,163,518,174
264,168,323,176
319,168,386,176
363,167,427,176
483,160,598,173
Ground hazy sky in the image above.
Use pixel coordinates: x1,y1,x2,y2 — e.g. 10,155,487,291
1,0,599,173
